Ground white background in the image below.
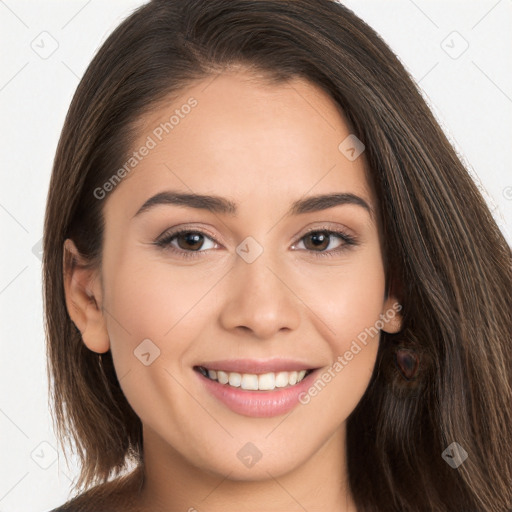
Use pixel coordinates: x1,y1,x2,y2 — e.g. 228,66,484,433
0,1,511,511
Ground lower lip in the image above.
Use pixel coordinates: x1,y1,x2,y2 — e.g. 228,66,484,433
195,369,318,418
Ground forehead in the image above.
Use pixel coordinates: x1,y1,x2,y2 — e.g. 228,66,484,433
103,70,374,221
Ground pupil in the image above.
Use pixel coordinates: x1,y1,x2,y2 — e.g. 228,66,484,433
308,232,328,250
180,232,203,250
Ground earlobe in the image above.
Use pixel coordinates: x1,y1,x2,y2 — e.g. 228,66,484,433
380,295,403,334
62,239,110,353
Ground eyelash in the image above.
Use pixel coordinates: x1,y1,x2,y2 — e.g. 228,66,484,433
154,226,358,260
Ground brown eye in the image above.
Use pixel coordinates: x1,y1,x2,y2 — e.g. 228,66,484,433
174,232,205,251
292,228,357,258
155,229,218,255
302,231,333,251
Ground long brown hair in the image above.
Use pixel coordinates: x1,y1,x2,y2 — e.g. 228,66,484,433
43,1,512,510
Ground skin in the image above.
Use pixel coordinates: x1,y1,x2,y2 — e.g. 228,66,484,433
63,69,402,512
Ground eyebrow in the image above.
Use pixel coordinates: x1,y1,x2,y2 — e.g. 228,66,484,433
132,190,373,219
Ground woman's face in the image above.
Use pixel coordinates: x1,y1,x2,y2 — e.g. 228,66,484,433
66,70,401,482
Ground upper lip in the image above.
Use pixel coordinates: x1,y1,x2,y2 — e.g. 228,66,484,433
194,358,319,374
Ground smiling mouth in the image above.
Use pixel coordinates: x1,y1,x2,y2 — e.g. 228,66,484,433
194,365,315,391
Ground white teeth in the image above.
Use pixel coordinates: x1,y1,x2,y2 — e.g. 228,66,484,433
241,373,259,390
275,371,289,388
228,372,242,387
217,370,229,384
203,368,311,390
257,373,275,390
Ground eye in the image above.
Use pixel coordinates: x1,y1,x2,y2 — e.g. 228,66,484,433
292,228,357,257
154,229,218,259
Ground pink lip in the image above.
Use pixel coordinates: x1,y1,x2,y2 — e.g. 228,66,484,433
195,367,319,418
195,358,316,374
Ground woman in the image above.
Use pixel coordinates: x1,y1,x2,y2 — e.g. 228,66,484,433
43,0,512,510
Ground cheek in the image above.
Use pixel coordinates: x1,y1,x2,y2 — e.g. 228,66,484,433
303,242,386,347
100,253,222,436
102,250,222,381
302,245,385,400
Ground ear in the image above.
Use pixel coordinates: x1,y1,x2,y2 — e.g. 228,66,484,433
62,238,110,353
380,294,403,334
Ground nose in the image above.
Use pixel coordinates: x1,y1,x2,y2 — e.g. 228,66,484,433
218,244,302,340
